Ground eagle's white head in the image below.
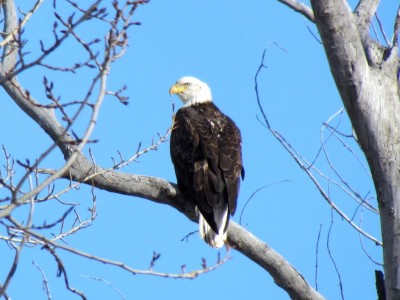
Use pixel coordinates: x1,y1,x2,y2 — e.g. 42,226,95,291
169,76,212,107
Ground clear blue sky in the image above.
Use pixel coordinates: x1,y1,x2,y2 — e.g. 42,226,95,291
0,1,397,299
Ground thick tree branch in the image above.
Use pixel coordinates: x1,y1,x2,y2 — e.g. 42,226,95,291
0,0,44,49
354,0,389,66
228,223,324,300
1,0,18,72
354,0,380,35
54,163,324,299
394,6,400,46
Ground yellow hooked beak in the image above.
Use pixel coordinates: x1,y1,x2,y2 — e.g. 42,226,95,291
169,83,187,95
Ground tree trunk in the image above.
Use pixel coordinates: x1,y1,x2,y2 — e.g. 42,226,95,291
310,0,400,298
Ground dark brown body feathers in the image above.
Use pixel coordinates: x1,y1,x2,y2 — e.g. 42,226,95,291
170,102,244,234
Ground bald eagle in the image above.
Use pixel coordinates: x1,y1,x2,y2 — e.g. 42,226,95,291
169,76,244,248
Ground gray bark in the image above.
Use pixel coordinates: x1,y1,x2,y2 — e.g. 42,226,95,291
304,0,400,298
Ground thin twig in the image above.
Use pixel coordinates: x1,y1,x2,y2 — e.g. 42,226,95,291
0,227,25,298
254,48,382,246
314,224,322,291
81,275,126,300
374,12,391,47
326,208,345,300
33,261,52,300
239,180,291,225
358,207,383,266
8,216,231,280
43,245,87,300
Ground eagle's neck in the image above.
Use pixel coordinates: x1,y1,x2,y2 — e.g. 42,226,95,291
183,98,212,107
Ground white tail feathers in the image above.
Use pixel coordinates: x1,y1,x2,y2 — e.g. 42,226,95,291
198,206,228,248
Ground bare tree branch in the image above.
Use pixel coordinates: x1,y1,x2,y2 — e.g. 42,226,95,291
0,0,44,48
1,0,18,71
32,261,52,300
277,0,315,22
0,235,24,298
374,13,391,46
228,222,324,300
354,0,380,35
326,209,344,300
394,5,400,46
8,216,233,279
47,160,324,298
80,275,126,300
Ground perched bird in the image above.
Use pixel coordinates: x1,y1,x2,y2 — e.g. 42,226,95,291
169,76,244,248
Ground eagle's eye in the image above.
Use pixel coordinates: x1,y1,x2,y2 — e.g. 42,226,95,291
184,82,191,87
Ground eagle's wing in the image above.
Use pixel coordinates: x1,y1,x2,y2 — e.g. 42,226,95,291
170,105,243,236
218,116,243,217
